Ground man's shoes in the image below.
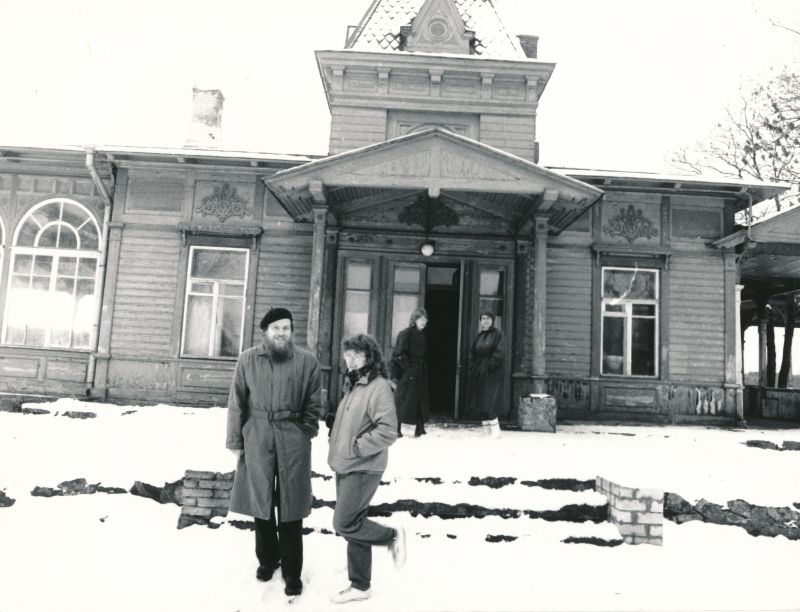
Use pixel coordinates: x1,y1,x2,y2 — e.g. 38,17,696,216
256,562,280,582
284,578,303,597
389,526,407,569
330,586,371,604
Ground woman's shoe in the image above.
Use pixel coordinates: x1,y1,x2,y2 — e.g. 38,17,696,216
331,586,371,604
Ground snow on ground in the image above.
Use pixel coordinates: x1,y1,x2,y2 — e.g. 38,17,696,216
1,398,799,612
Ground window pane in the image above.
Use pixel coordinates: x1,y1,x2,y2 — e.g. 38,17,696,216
480,270,503,297
78,223,99,250
222,283,244,297
183,295,213,356
32,202,59,227
76,278,95,298
58,257,77,276
31,277,49,291
16,223,37,247
49,328,71,348
4,287,50,347
61,203,88,232
59,226,78,249
191,249,246,281
37,226,58,248
219,297,243,357
602,316,624,374
427,266,458,287
633,304,655,317
78,259,96,278
344,291,369,338
55,277,75,294
11,275,29,289
604,269,656,300
346,263,372,291
392,294,419,344
191,281,214,294
632,318,656,376
604,303,624,313
394,267,420,293
13,254,33,274
33,256,52,276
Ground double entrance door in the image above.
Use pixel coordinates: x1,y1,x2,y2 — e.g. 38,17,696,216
332,251,512,420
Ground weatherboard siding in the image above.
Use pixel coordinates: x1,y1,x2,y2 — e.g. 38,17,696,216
110,227,181,357
480,114,536,161
546,246,592,377
253,230,313,348
668,254,726,383
329,106,387,155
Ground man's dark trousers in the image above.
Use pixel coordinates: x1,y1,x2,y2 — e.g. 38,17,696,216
253,467,302,580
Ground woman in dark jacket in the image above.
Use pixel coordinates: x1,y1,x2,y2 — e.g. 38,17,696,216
465,311,504,437
390,307,430,437
327,334,405,604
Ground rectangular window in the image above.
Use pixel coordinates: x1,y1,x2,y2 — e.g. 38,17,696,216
390,265,422,346
181,246,248,358
3,251,98,349
343,261,372,339
601,267,659,377
479,268,505,331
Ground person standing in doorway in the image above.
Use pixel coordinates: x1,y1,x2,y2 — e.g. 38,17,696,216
465,311,504,437
225,307,323,599
390,308,430,437
328,334,406,604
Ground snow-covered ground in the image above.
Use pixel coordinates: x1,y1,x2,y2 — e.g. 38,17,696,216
1,398,799,612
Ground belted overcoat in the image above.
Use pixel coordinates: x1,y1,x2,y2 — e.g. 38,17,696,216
225,342,323,522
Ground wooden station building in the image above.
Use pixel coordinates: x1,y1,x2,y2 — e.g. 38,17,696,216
0,0,789,423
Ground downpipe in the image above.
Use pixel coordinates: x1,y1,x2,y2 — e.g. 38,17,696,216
84,146,113,394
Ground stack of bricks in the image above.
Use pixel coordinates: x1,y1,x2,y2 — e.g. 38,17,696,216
595,476,664,545
179,470,234,527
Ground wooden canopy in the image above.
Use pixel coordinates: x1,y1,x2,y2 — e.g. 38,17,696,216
264,128,604,234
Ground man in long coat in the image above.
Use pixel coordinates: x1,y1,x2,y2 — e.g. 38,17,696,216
226,307,323,598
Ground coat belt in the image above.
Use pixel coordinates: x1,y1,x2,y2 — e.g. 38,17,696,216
248,409,301,421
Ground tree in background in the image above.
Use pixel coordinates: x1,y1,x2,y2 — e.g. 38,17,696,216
673,68,800,220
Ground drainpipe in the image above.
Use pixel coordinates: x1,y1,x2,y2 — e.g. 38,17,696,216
84,146,113,392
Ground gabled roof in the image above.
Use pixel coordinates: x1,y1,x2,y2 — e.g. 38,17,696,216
266,127,603,232
346,0,526,59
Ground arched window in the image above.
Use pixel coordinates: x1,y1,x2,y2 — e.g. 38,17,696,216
3,199,100,349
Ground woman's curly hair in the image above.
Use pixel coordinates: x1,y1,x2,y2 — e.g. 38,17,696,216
341,334,388,380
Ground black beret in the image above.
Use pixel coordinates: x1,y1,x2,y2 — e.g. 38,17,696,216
260,307,293,330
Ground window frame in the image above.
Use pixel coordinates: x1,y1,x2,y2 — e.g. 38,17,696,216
2,199,101,351
600,265,660,378
179,244,250,360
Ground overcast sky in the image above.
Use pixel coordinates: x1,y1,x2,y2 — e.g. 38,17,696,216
1,0,798,173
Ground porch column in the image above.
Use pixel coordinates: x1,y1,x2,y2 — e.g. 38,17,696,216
758,299,769,388
735,284,745,423
532,216,549,394
307,181,328,354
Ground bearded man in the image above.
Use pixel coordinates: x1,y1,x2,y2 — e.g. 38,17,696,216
226,307,323,599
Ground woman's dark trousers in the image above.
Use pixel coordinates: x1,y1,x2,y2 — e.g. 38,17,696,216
333,472,395,591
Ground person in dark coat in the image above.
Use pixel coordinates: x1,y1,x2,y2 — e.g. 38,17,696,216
226,307,323,598
389,307,429,437
327,334,405,604
465,311,504,437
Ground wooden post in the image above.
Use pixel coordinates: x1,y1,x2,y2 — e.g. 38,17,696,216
758,298,769,388
734,284,745,423
532,216,548,393
307,181,328,354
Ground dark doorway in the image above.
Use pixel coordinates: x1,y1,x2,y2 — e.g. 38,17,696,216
424,265,461,416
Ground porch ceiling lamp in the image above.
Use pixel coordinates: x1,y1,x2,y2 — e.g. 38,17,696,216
420,240,435,257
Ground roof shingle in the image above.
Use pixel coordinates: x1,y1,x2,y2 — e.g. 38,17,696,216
347,0,526,59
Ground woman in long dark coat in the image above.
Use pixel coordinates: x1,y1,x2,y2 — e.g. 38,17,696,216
465,311,504,437
390,308,429,437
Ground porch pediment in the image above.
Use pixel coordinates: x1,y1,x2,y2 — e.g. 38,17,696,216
266,128,603,233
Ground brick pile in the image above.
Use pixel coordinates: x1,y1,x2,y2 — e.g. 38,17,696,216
595,476,664,545
178,470,233,528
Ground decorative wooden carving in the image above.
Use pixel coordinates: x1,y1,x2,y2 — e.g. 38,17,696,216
196,183,251,223
398,193,459,231
603,204,658,244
